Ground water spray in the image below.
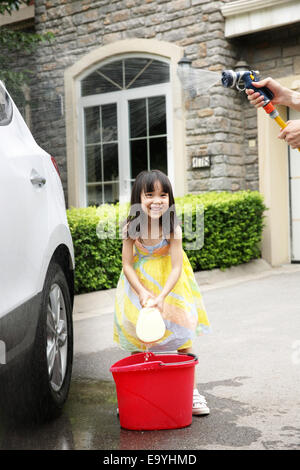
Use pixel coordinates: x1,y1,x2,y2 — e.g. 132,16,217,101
221,69,300,152
177,56,220,98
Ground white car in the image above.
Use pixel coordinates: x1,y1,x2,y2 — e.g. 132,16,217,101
0,81,75,422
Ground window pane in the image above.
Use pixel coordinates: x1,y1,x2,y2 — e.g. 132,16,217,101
129,99,147,138
99,60,123,89
84,107,100,144
103,143,119,181
104,182,119,204
125,58,149,88
81,71,119,96
126,59,169,89
150,137,167,173
102,103,117,142
82,58,170,95
85,103,119,204
130,139,148,178
86,145,101,183
148,96,166,136
87,185,103,206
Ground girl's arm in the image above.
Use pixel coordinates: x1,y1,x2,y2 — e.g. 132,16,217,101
152,225,183,311
122,237,154,307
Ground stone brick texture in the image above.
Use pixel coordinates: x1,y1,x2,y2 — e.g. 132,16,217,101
8,0,300,204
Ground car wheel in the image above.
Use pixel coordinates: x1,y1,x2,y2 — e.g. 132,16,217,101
29,261,73,422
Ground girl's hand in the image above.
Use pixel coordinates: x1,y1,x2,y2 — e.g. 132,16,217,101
139,289,155,308
148,295,165,314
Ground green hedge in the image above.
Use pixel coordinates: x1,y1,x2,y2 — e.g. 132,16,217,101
67,191,267,295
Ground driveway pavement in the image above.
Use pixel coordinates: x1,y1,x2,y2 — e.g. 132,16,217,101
1,260,300,450
70,259,300,450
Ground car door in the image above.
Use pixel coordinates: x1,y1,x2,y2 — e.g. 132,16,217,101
0,85,49,318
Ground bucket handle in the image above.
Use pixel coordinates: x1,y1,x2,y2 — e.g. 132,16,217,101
155,352,198,367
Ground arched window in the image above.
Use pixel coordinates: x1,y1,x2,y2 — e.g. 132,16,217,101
79,55,171,205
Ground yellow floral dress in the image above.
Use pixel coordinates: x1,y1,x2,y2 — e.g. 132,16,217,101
113,238,210,352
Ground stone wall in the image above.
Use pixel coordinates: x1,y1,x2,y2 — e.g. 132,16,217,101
28,0,300,205
29,0,243,205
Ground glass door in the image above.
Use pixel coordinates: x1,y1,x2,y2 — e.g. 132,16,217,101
80,64,172,206
128,95,168,182
123,83,172,198
84,102,119,205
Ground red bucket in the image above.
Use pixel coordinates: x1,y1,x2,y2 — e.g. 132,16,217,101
110,352,198,430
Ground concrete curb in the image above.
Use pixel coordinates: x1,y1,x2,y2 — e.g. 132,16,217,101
73,259,300,320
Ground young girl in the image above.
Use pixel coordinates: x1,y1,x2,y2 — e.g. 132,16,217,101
113,170,211,415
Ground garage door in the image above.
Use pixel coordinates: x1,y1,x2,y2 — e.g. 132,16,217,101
289,109,300,262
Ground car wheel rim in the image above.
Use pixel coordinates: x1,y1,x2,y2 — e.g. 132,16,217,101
47,283,68,392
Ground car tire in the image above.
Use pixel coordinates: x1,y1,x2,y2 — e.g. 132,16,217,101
28,261,73,422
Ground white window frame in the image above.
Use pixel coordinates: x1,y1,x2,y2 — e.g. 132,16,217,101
288,108,300,262
78,54,173,206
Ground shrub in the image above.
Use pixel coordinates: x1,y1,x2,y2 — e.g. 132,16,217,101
67,191,267,294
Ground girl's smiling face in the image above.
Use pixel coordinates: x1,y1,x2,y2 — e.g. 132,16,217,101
141,180,169,220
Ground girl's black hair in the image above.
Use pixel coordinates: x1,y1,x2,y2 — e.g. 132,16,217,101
124,170,179,239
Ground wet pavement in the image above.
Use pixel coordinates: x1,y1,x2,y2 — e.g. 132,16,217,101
1,267,300,450
0,378,262,450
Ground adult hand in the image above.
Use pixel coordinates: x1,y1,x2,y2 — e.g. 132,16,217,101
278,120,300,149
245,77,288,108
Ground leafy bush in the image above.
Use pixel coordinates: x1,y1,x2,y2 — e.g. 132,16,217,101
67,191,267,294
177,191,267,271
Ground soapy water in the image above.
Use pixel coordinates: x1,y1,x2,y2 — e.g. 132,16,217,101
144,351,150,362
144,345,153,362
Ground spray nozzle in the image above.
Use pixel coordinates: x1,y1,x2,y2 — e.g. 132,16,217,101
222,69,300,152
221,70,260,91
221,69,274,104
